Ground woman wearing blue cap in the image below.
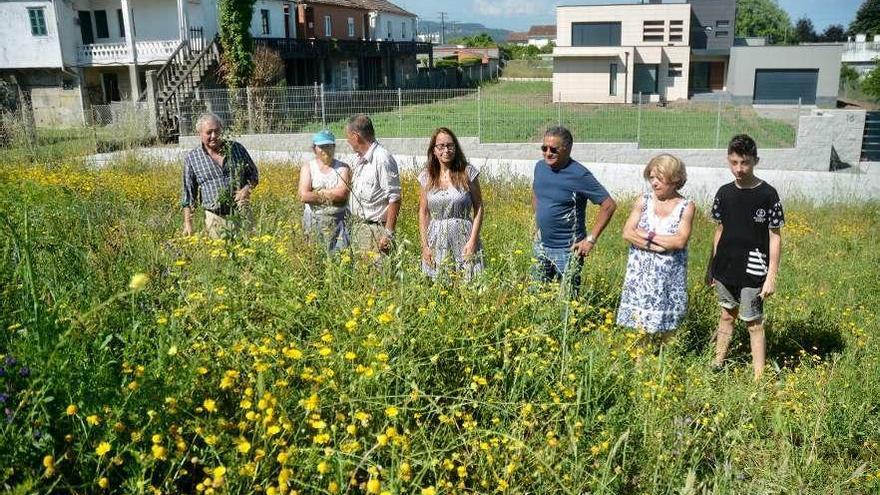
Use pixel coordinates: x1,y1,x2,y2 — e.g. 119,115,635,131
298,130,351,251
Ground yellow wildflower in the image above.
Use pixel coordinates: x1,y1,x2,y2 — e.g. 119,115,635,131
95,441,112,457
129,273,149,291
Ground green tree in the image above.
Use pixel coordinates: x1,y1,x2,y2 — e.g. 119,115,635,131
218,0,256,88
820,24,846,42
794,17,817,43
453,33,497,48
848,0,880,36
736,0,794,44
502,44,541,60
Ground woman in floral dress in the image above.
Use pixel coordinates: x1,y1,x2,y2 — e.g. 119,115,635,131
618,154,696,335
418,127,484,280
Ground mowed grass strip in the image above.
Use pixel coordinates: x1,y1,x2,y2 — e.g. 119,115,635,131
294,81,796,148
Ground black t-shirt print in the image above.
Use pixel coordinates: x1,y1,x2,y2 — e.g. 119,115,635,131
711,181,785,287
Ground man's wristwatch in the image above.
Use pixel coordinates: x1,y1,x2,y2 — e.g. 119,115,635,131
383,228,395,239
585,234,597,245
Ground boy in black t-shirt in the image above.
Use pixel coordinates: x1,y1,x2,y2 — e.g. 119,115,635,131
710,134,784,380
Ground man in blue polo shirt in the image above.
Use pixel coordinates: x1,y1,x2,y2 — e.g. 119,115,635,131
532,126,617,295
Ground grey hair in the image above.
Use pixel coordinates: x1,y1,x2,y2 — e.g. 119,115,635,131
346,114,375,141
196,112,222,132
544,125,573,150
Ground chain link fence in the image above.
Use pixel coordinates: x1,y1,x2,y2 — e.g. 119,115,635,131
177,83,801,149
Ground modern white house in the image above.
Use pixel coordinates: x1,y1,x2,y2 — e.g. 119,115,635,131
0,0,291,126
553,3,692,104
553,0,842,107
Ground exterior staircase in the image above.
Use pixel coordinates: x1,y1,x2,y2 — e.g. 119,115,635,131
141,31,222,139
863,111,880,162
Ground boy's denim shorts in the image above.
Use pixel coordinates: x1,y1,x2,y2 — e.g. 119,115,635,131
714,281,763,322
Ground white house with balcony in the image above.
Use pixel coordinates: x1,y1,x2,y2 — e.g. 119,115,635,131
355,0,416,41
0,0,291,126
842,34,880,76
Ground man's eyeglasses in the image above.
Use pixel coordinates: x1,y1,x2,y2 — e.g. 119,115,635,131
541,145,562,154
434,143,456,151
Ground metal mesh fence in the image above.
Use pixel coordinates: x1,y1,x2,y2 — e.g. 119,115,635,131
177,83,803,149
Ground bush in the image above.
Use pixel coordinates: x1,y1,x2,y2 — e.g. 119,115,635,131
861,59,880,100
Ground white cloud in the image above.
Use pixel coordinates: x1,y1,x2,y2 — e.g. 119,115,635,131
472,0,543,17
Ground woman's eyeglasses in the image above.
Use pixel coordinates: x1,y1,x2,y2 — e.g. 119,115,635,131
434,143,456,151
541,145,562,154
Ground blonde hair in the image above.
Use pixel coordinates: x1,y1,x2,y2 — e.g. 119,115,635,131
643,154,687,189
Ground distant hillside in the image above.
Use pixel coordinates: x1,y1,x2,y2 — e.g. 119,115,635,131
417,20,512,43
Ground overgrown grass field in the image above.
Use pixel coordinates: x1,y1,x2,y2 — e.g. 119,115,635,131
1,158,878,494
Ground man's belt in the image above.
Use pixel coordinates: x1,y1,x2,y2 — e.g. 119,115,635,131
206,204,233,217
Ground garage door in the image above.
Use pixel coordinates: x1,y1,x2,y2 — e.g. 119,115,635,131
753,69,818,104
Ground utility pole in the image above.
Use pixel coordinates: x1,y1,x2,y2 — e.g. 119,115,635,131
439,11,447,44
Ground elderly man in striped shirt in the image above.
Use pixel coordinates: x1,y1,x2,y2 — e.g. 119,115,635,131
182,113,259,238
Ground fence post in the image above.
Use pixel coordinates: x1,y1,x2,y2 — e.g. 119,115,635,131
313,82,319,124
320,83,326,129
477,86,481,143
246,87,254,134
397,87,403,138
145,69,159,138
714,96,722,148
636,92,642,146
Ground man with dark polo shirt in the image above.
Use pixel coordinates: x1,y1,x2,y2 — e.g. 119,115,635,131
532,126,617,296
182,113,259,238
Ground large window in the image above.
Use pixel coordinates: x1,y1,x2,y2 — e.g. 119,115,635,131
28,7,47,36
347,17,355,37
572,22,620,47
94,10,109,39
609,63,618,96
324,15,332,37
261,9,270,35
387,20,392,39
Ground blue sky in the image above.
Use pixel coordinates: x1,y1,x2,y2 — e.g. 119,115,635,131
399,0,864,33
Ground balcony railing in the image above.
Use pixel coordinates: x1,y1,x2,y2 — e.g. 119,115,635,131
255,38,433,59
77,39,180,65
842,41,880,63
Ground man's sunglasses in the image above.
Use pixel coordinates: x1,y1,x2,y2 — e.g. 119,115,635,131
541,145,562,154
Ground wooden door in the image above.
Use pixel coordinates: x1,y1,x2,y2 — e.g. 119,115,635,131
709,62,724,90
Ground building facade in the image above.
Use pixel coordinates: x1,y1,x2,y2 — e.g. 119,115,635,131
842,34,880,76
2,0,427,125
553,3,691,104
552,0,842,107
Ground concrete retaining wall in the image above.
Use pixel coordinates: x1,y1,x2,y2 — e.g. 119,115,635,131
94,146,880,205
180,108,866,172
